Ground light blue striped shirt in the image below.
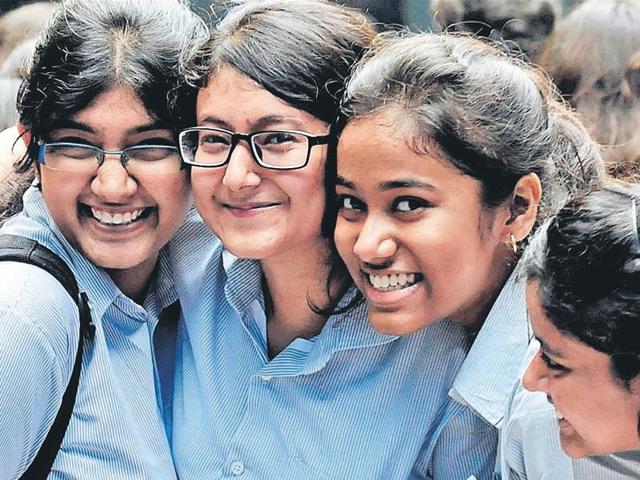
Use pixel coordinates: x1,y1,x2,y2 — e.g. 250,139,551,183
445,272,532,479
0,186,178,479
166,216,497,479
501,343,640,479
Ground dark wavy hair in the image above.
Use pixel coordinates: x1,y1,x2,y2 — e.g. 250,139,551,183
525,182,640,389
340,32,603,238
16,0,208,173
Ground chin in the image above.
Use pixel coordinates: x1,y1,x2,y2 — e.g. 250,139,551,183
220,232,283,260
368,310,427,336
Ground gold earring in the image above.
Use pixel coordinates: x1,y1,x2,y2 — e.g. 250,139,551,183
509,233,518,254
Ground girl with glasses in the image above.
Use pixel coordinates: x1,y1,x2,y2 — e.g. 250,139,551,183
0,0,206,477
166,0,494,477
333,32,603,478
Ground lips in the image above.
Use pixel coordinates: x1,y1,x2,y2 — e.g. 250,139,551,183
221,201,281,210
83,205,153,226
366,272,422,291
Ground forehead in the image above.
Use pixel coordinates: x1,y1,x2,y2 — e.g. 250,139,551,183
195,66,324,130
337,114,470,187
69,87,151,124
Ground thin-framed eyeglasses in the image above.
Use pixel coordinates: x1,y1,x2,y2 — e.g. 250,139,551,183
178,127,331,170
36,141,182,175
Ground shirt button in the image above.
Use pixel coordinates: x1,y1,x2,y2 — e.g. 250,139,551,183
259,375,272,383
230,461,245,476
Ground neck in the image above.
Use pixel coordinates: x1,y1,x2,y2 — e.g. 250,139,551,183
261,237,334,358
454,254,514,331
106,255,157,305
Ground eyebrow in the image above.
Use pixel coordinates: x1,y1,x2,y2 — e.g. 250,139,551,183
335,176,437,192
536,336,566,359
197,114,307,132
336,175,355,189
48,119,172,135
380,179,437,191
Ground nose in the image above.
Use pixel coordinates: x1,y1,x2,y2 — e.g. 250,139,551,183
522,345,549,393
91,155,137,201
222,141,261,191
352,214,398,264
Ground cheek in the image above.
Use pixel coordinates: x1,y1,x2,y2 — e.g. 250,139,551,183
40,172,86,219
334,219,358,264
158,176,191,224
191,168,223,199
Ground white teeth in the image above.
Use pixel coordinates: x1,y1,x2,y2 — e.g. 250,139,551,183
90,208,145,226
555,409,565,420
368,272,419,291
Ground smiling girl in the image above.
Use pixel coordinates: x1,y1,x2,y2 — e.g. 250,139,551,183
521,183,640,463
165,1,498,478
334,32,603,477
0,0,206,477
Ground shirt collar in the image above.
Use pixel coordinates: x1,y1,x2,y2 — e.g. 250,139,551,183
222,255,398,375
223,251,263,315
449,270,530,427
3,186,163,322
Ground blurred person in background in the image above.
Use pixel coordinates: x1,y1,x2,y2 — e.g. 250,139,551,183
540,0,640,182
430,0,561,61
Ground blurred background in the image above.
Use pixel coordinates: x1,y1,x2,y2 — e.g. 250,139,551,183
0,0,584,29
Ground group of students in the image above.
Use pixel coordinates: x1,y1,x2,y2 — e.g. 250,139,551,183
0,0,638,479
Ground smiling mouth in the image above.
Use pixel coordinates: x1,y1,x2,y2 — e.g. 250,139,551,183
364,272,423,292
83,205,153,226
222,202,281,210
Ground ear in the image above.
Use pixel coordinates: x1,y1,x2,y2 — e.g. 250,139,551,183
503,173,542,242
16,123,30,147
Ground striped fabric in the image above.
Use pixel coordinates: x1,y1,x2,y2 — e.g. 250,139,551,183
165,216,498,480
0,186,178,479
501,348,640,479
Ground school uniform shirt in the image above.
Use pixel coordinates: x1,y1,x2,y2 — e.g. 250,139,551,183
446,271,532,480
0,186,177,479
500,344,640,480
165,216,498,480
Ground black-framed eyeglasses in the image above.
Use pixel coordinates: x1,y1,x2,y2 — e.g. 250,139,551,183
178,127,331,170
36,142,182,175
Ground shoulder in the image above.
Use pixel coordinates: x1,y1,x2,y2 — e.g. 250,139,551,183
500,379,572,479
0,260,79,359
166,209,224,289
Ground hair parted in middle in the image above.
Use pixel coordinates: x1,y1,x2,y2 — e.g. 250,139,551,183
17,0,208,173
340,32,603,232
181,0,377,125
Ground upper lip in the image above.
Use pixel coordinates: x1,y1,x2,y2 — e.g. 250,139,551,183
360,268,417,276
85,204,151,214
220,200,281,210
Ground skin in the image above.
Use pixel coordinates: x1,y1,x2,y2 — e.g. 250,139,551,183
191,66,333,356
335,112,539,335
35,86,190,301
523,280,640,458
0,126,24,182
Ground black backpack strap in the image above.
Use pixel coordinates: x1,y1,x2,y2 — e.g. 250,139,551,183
0,234,94,479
